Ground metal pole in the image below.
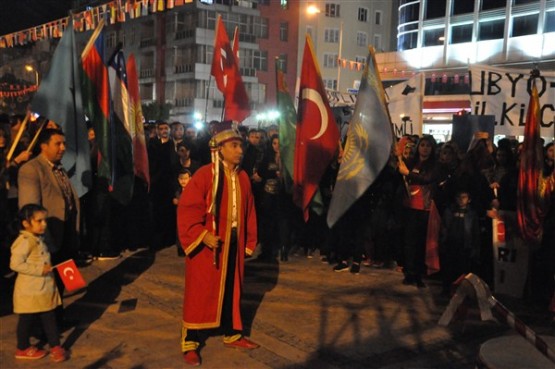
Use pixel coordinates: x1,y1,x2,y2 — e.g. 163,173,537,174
337,21,343,92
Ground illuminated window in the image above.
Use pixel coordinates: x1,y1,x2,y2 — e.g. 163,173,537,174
478,19,505,40
450,23,473,43
323,79,337,90
452,0,474,15
356,32,367,47
306,25,314,38
373,34,382,50
323,53,338,68
325,3,340,18
511,13,538,37
280,0,288,9
398,31,418,50
546,11,555,33
423,27,445,46
325,28,340,43
277,54,287,73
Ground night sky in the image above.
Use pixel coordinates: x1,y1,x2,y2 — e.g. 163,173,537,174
0,0,74,35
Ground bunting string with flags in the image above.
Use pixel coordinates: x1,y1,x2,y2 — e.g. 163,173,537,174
326,46,393,228
294,34,340,222
0,0,194,48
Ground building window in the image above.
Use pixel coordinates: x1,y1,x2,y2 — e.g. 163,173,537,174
306,25,314,39
278,54,287,73
323,53,338,68
355,55,366,64
478,19,505,40
545,11,555,33
356,32,368,47
450,23,473,44
481,0,506,11
325,3,340,18
254,17,269,39
280,22,289,41
325,28,340,43
452,0,475,15
511,13,538,37
375,10,382,25
423,27,445,46
323,79,337,90
258,0,269,4
513,0,539,4
358,7,368,22
106,32,116,47
253,50,268,71
425,1,446,19
398,31,418,50
399,3,419,23
280,0,288,9
373,34,382,50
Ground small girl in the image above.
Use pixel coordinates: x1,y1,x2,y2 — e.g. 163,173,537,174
174,169,192,257
10,204,67,362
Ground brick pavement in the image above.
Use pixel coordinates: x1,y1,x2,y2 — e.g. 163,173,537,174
1,246,554,369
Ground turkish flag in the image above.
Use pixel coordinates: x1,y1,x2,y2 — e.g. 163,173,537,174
55,259,86,292
210,16,250,122
293,34,339,221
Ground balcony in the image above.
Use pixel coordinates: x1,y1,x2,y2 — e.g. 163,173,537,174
175,64,194,74
140,38,156,48
175,98,193,107
239,67,256,77
175,29,195,40
140,68,154,78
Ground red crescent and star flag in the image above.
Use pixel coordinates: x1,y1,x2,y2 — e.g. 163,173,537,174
293,34,340,222
210,15,250,123
55,259,86,292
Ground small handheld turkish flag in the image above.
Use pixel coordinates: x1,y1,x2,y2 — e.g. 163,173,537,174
54,259,87,292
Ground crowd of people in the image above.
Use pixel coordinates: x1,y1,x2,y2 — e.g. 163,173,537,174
1,111,554,365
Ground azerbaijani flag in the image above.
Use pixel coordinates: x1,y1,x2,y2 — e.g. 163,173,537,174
81,19,112,183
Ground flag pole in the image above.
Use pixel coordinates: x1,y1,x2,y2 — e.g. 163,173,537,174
26,118,48,153
6,113,30,163
204,75,212,124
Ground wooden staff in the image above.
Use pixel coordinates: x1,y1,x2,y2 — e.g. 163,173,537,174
6,113,29,163
26,118,47,153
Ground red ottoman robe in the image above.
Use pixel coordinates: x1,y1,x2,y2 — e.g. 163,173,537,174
177,163,257,331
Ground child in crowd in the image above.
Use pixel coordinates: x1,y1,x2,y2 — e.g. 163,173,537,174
10,204,67,362
439,189,480,295
174,168,192,256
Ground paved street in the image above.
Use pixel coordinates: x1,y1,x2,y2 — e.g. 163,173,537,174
1,246,554,369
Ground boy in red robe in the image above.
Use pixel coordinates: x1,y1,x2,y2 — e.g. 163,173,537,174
177,121,259,366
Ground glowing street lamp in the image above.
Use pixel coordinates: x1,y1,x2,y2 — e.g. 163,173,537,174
25,64,39,86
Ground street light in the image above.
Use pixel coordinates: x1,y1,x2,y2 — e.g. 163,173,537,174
24,64,39,86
